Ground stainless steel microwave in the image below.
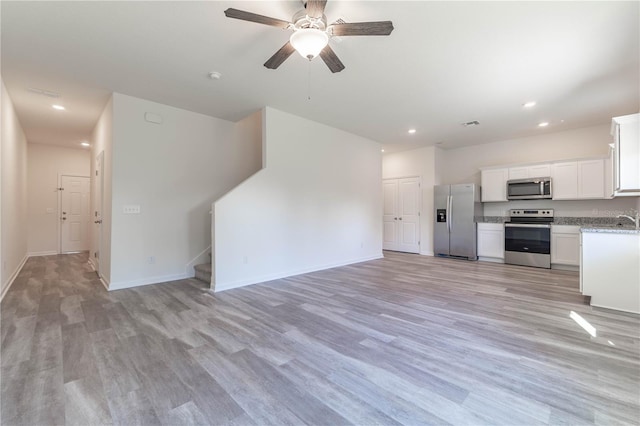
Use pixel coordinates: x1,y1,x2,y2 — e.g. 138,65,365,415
507,177,552,200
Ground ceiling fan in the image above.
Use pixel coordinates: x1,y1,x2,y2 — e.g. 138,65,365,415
224,1,394,73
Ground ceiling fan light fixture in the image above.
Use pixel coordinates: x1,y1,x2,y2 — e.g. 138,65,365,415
290,28,329,59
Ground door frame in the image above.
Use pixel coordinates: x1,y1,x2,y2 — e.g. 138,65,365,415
57,173,91,254
93,151,105,277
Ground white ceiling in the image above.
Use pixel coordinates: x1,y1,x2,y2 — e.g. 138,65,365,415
1,1,638,153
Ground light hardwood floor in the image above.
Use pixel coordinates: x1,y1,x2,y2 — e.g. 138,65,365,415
1,251,638,425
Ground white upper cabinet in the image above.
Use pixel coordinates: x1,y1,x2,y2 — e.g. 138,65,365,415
552,162,578,199
508,164,551,180
552,160,605,200
508,167,529,180
577,159,605,199
482,154,611,202
481,168,508,202
611,113,640,196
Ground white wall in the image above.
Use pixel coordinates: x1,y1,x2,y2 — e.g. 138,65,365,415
1,80,28,297
214,107,383,292
441,124,611,185
27,144,90,255
382,146,439,255
108,93,261,290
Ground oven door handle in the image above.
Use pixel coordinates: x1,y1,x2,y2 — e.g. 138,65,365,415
505,223,551,228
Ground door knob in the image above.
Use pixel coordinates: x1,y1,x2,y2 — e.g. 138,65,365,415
94,220,102,224
61,217,67,220
394,217,398,220
399,217,403,220
62,212,67,215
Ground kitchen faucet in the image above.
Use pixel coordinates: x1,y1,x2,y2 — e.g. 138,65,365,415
616,211,640,229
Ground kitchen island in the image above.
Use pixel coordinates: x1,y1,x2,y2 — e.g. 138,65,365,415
580,227,640,314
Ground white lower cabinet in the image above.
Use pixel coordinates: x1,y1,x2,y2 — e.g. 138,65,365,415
581,231,640,314
551,225,580,267
477,223,504,262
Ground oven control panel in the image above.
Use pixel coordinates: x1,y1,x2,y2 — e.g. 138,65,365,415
509,209,554,218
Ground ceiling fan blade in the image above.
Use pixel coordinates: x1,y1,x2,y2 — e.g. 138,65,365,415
224,8,291,29
319,45,345,73
264,42,296,69
330,21,394,36
306,0,327,19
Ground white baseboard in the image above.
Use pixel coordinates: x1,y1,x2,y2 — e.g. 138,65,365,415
28,250,58,257
109,272,191,291
478,256,505,264
420,250,435,256
98,276,109,291
551,264,579,272
1,253,29,301
214,253,383,293
86,259,109,290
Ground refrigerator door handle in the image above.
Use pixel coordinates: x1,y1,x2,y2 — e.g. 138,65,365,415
447,195,452,231
449,195,453,231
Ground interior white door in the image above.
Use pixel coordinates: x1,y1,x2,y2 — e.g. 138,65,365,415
382,179,399,251
382,177,420,254
93,152,104,273
60,175,90,253
397,178,420,253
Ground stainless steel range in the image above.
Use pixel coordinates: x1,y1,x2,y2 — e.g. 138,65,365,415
504,209,553,268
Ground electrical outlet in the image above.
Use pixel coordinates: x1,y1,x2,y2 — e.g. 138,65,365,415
123,205,141,214
148,256,155,264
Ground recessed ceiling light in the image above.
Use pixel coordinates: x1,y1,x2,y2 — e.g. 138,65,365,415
52,104,65,110
208,71,222,80
81,142,90,147
381,149,385,153
523,101,536,108
408,129,416,134
538,122,549,127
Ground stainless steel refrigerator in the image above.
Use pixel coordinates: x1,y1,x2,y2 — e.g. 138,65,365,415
434,183,482,260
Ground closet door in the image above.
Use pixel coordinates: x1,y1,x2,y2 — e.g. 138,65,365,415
383,177,420,254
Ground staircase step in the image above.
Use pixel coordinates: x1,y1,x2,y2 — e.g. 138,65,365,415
194,263,212,284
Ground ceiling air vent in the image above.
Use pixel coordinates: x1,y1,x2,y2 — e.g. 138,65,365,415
27,87,60,98
461,120,480,127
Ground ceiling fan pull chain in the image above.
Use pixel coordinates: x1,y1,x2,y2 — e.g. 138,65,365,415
308,60,312,101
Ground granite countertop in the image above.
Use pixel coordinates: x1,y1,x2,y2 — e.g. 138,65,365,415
476,216,639,234
580,226,640,234
476,216,508,223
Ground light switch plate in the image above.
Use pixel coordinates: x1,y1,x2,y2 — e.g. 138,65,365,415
123,205,141,214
